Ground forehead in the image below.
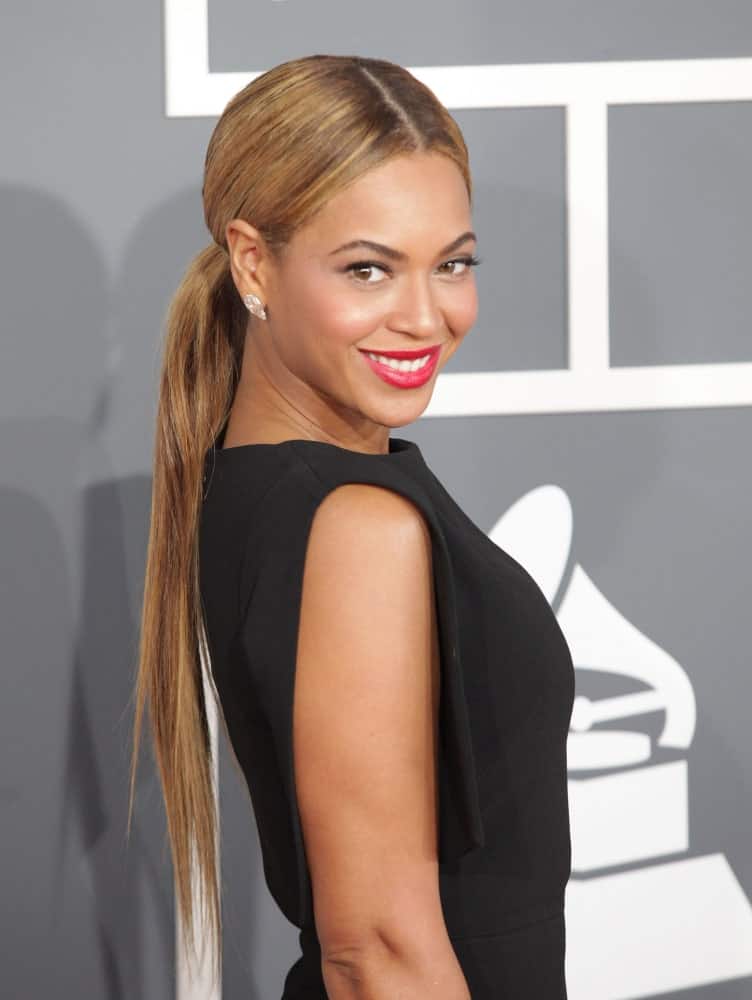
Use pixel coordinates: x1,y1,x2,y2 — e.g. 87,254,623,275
294,152,471,249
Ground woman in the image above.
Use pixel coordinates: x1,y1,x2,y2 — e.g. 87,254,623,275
130,54,574,998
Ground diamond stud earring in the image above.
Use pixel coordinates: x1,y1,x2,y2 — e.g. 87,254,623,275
243,292,267,320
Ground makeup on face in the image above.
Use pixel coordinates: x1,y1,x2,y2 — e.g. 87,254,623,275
358,344,441,389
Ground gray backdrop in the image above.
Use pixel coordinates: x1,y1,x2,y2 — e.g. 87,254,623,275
2,2,751,997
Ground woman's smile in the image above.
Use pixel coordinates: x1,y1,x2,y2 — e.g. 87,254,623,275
358,344,441,388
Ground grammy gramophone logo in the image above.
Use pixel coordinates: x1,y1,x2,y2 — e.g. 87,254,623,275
488,485,752,1000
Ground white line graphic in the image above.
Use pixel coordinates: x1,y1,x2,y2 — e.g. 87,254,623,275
163,2,752,415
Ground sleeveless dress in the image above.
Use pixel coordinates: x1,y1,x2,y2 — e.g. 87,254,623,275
198,430,575,998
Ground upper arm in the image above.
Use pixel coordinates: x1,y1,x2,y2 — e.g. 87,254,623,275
293,482,446,960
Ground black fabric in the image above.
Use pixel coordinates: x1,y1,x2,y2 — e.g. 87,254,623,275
199,432,575,998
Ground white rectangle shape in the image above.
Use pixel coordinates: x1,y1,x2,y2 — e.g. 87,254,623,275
569,759,688,871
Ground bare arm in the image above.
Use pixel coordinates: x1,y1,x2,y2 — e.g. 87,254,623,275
293,482,471,999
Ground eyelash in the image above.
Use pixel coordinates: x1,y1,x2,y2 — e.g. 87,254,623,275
344,254,483,283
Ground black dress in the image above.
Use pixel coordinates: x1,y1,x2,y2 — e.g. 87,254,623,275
199,432,575,998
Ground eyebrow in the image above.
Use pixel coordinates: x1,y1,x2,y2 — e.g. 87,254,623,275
328,230,477,261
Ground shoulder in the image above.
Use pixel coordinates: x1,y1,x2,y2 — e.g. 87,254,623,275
247,442,433,547
309,478,430,543
237,447,435,614
300,480,434,617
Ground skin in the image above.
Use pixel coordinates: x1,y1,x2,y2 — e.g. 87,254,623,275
223,150,479,454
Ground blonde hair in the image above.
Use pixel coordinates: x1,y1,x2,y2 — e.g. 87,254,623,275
127,53,472,985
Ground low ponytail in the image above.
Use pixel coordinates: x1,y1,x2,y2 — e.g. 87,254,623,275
127,241,245,985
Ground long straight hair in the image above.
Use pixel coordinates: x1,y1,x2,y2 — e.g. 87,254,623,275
127,52,472,985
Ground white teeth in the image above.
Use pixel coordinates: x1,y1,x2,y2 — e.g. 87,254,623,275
366,351,432,372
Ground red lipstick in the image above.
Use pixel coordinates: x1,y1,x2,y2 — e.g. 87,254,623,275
359,345,441,389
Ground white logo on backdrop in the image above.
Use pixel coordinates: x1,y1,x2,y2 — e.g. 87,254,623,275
492,484,752,999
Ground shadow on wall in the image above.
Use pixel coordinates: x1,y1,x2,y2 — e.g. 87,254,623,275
0,185,173,998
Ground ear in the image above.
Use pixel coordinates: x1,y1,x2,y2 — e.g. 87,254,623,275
225,218,272,301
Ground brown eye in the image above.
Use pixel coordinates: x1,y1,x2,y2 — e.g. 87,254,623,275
345,261,390,284
440,254,482,276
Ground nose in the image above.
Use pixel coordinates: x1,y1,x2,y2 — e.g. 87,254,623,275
389,271,444,339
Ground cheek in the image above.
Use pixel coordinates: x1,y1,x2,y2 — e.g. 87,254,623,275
299,278,384,348
448,281,479,335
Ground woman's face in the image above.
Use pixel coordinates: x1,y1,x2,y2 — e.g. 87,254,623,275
238,151,478,439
